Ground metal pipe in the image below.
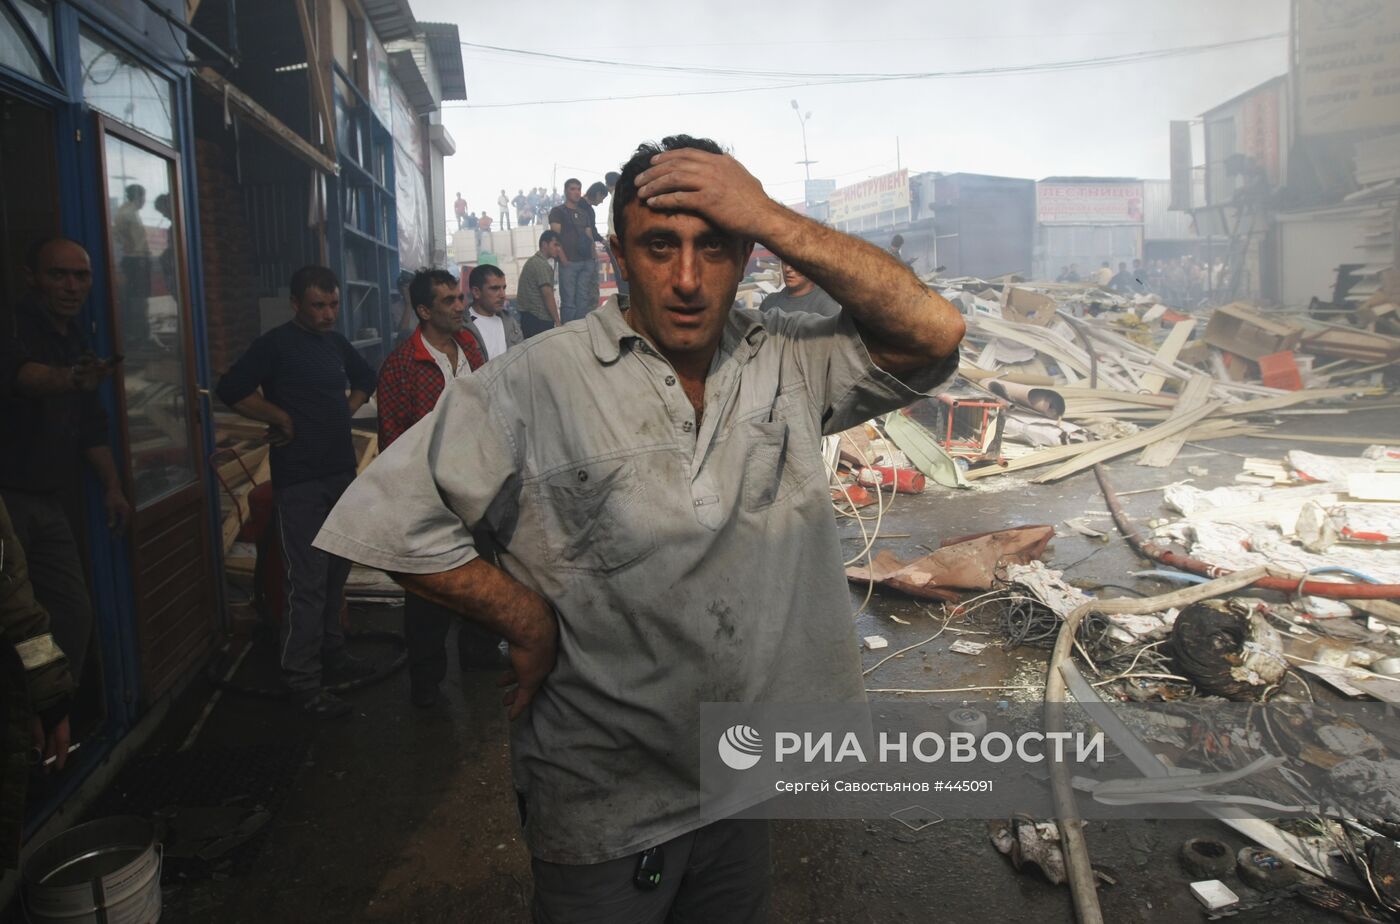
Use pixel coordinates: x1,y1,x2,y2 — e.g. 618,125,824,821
226,0,240,64
135,0,240,69
1096,463,1400,599
1044,566,1272,923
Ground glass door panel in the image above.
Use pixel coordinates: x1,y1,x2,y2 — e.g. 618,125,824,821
101,132,196,508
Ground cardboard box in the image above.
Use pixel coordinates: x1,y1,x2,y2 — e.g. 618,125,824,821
1177,340,1211,367
1002,287,1058,326
1189,880,1238,912
1202,303,1302,361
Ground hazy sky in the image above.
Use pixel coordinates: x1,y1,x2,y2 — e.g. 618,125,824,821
415,0,1289,229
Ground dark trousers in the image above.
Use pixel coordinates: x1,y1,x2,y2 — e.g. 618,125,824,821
520,313,554,340
274,472,354,692
0,489,95,684
404,590,500,690
558,260,598,324
531,819,770,923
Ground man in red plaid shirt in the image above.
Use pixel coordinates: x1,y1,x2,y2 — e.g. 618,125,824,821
377,268,497,707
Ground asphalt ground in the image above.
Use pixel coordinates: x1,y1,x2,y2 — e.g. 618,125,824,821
47,399,1400,923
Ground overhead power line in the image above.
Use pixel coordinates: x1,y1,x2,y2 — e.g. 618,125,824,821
448,32,1287,109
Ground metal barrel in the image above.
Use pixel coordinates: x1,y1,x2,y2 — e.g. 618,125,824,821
21,816,162,923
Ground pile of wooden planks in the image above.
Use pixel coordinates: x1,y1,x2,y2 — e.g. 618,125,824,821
213,414,379,575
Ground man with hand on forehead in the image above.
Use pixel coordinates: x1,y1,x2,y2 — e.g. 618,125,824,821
314,135,964,920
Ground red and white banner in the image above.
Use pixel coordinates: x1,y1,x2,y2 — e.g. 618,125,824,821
1037,182,1144,224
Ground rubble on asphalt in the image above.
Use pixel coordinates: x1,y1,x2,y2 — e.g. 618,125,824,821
825,265,1400,922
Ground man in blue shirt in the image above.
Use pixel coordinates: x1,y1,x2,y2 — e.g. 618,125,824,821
216,266,378,718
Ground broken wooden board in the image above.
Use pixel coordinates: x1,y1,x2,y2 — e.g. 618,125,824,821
965,419,1258,480
1139,319,1196,393
214,444,270,487
220,453,271,553
1032,402,1221,483
1138,374,1215,468
1350,598,1400,626
968,417,1254,478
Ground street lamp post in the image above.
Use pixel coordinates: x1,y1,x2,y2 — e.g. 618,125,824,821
790,99,815,191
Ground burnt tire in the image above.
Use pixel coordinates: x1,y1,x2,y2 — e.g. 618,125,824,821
1236,847,1299,890
1180,837,1233,879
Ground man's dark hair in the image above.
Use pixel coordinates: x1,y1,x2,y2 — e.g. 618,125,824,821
290,265,340,301
125,184,144,202
563,177,581,191
24,236,87,273
612,135,725,244
409,268,459,316
468,264,505,291
538,230,560,247
890,234,904,249
604,171,620,187
586,181,607,199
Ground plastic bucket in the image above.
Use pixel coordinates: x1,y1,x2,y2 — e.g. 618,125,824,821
21,816,162,923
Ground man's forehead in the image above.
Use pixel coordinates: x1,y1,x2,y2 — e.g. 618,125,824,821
39,241,91,270
621,200,729,240
303,285,339,301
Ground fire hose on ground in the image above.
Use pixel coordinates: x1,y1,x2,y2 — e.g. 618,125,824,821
1046,463,1400,922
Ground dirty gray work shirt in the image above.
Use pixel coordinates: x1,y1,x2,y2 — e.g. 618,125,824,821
314,299,957,864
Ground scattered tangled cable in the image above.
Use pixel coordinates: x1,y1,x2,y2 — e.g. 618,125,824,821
826,423,902,618
1074,612,1187,687
999,594,1061,649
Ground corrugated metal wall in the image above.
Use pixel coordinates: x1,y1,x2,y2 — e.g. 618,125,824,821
1143,179,1195,241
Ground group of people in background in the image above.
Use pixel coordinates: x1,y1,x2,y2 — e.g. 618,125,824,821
1055,254,1226,307
454,187,587,233
449,174,618,332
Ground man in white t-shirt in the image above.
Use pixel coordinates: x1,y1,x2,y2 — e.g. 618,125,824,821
466,264,523,361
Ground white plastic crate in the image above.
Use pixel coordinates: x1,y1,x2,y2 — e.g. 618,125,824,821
451,232,478,263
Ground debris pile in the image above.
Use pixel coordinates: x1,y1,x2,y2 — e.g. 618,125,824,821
872,273,1400,487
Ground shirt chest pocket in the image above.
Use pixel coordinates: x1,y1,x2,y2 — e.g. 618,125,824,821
536,459,656,573
741,400,818,512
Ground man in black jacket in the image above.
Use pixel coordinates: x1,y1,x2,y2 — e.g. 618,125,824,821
0,238,130,692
